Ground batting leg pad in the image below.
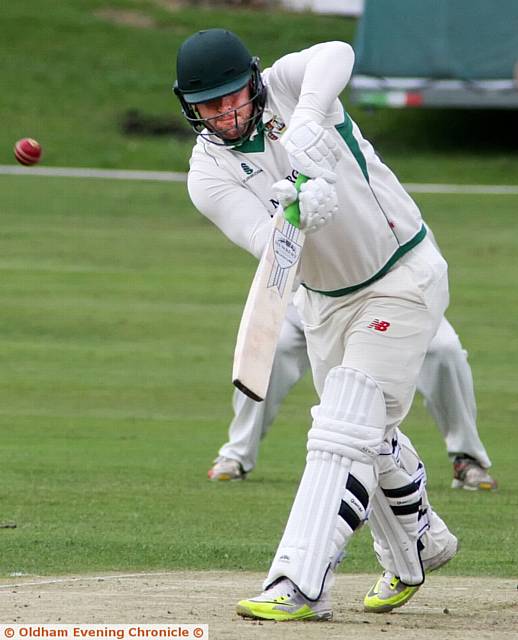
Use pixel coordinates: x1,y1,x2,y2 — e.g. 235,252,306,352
264,367,386,600
368,430,430,585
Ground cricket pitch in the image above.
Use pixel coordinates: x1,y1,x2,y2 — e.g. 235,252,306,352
0,572,516,639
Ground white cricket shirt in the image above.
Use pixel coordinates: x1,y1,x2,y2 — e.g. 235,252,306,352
187,42,426,295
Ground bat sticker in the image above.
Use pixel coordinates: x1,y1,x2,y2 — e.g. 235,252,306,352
267,221,303,295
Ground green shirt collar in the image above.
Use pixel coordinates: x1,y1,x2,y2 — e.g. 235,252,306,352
231,121,265,153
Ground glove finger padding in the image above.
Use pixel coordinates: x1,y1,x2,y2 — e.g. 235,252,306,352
299,177,338,234
281,120,342,183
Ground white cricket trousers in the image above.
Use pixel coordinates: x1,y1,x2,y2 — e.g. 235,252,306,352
296,236,449,430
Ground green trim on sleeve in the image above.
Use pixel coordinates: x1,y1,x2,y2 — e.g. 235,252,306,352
302,224,427,297
335,116,370,183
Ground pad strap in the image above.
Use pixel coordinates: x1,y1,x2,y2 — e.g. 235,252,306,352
367,431,430,585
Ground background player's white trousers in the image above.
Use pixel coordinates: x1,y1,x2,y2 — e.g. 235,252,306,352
219,304,309,472
418,318,491,467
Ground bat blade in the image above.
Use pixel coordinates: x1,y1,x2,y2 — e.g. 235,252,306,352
232,176,306,401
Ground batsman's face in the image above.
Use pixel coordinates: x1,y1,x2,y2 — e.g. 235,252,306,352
196,85,254,141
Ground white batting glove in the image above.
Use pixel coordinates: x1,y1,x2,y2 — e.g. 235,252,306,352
281,120,342,183
271,179,298,209
298,177,338,234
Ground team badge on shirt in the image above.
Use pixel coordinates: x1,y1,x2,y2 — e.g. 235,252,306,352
264,115,286,141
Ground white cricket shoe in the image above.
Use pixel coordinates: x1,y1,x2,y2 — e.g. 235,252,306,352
452,455,497,491
237,577,332,621
207,456,246,481
365,530,458,613
364,572,419,613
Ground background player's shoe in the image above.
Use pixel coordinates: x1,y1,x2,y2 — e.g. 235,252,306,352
236,577,332,621
451,455,497,491
207,456,246,481
364,573,419,613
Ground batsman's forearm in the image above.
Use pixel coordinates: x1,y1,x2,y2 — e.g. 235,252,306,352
294,41,355,124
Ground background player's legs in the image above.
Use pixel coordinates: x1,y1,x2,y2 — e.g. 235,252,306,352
418,317,490,465
209,307,309,479
417,317,497,490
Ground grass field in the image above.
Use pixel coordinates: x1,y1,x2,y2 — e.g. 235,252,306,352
1,0,517,590
2,0,518,182
1,175,517,578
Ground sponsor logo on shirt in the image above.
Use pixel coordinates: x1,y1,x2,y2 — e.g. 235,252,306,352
240,162,254,175
239,161,263,183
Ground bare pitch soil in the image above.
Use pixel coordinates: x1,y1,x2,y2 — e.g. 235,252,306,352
0,572,516,639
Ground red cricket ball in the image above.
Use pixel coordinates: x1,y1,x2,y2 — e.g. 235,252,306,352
13,138,42,166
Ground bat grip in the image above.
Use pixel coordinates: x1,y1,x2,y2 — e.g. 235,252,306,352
283,173,308,228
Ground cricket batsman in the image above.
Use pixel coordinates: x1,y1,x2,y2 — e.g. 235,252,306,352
174,29,459,619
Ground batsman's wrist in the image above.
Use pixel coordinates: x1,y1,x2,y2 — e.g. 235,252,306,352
290,106,325,128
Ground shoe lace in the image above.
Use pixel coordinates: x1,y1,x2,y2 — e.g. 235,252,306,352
268,579,297,602
389,576,400,590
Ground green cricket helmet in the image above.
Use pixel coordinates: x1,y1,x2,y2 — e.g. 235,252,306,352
173,29,266,144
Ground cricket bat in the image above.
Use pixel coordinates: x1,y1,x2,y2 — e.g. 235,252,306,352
232,174,307,401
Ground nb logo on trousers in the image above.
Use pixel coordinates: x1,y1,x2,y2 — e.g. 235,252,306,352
368,319,391,332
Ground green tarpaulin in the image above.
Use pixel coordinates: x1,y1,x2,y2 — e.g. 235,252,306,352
354,0,518,80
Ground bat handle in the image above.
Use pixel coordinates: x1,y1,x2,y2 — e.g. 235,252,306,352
283,173,308,228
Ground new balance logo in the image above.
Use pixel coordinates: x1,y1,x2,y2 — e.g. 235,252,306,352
240,162,254,175
368,319,391,332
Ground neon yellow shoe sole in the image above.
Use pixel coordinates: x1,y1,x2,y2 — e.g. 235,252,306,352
236,599,332,621
364,574,420,613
